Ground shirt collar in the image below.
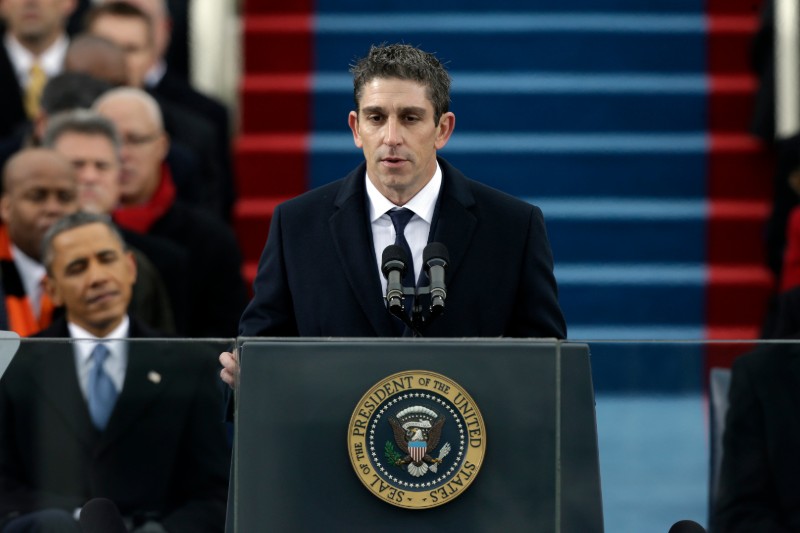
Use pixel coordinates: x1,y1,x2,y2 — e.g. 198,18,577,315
69,315,131,364
4,33,68,79
10,243,46,296
144,59,167,88
366,162,442,223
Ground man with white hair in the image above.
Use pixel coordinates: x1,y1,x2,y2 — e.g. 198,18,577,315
93,87,247,337
84,1,231,219
117,0,234,219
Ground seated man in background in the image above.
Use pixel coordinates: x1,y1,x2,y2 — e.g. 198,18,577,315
85,1,228,219
93,87,247,337
0,148,78,335
0,211,229,533
42,109,181,333
0,71,112,173
108,0,236,220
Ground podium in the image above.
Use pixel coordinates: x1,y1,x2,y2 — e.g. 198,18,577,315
233,339,603,532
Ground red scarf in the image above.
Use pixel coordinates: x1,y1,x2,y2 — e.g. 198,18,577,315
113,163,177,234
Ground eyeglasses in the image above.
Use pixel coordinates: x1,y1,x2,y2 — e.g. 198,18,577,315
122,132,161,147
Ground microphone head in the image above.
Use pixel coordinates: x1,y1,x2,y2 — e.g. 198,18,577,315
668,520,706,533
381,244,408,276
79,498,128,533
423,242,449,266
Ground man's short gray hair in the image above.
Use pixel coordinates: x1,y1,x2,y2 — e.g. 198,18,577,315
42,109,122,161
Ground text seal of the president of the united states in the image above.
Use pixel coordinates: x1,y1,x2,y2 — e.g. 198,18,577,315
348,370,486,509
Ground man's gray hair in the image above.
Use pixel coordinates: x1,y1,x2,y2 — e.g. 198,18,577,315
42,109,122,162
350,43,451,125
41,212,127,272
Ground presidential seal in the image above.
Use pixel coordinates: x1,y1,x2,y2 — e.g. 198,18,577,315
347,370,486,509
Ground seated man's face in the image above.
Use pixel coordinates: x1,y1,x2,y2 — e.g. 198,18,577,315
46,222,136,337
0,150,79,260
52,132,122,214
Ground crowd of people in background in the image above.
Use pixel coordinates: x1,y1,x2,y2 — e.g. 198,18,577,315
0,2,237,530
0,0,247,340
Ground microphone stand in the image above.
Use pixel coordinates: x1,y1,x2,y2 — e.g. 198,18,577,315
389,284,442,338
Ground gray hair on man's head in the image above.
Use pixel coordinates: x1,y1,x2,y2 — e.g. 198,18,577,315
41,211,127,272
42,109,122,161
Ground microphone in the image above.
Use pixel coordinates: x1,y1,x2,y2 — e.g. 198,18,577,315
423,242,448,316
79,498,128,533
668,520,706,533
382,244,408,314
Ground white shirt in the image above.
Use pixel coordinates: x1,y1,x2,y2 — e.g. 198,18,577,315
367,163,442,298
70,316,130,400
10,244,46,319
4,33,68,88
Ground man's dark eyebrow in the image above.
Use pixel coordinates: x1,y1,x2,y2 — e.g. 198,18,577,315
360,105,428,116
65,257,88,271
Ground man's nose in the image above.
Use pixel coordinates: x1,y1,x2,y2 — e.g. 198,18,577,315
383,117,401,146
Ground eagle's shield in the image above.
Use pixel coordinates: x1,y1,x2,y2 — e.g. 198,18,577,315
409,440,427,463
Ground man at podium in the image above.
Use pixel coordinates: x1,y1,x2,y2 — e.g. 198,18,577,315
231,43,564,355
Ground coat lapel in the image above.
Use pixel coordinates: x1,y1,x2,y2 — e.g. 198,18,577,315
329,165,396,336
430,159,477,285
29,322,96,448
96,325,168,453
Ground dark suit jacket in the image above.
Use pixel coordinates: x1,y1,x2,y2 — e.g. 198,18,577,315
151,70,235,220
0,41,26,140
154,94,227,219
0,317,230,532
239,158,566,338
148,201,248,337
714,344,800,532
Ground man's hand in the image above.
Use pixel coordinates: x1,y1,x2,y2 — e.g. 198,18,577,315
219,350,239,390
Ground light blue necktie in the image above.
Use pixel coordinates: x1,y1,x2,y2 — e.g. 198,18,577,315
88,343,117,431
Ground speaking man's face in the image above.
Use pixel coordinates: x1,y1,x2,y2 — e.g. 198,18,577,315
349,77,454,206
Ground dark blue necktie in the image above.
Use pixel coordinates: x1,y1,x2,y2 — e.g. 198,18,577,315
88,343,117,431
388,208,416,323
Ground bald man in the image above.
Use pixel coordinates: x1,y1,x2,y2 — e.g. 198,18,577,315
93,87,246,337
0,148,78,335
111,0,234,218
63,33,129,88
85,1,230,219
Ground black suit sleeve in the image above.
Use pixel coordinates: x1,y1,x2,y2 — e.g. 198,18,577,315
238,205,299,337
714,354,791,533
508,206,567,338
0,355,84,518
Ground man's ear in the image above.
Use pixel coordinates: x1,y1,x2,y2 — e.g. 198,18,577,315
434,112,456,150
348,111,363,148
43,274,63,307
125,250,137,284
0,195,11,225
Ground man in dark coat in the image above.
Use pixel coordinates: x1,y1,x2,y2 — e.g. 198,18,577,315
0,212,229,532
233,43,565,343
715,341,800,532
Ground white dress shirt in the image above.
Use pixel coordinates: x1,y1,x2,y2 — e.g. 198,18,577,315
10,244,46,319
70,316,130,400
4,33,68,87
367,163,442,298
